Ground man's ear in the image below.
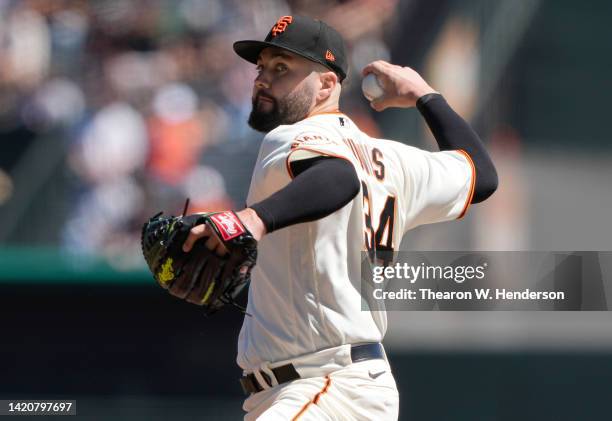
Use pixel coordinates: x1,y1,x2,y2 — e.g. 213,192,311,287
316,71,338,102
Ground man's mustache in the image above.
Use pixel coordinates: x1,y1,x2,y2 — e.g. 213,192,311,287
254,92,276,104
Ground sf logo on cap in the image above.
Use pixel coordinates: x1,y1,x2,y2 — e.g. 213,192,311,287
271,16,293,36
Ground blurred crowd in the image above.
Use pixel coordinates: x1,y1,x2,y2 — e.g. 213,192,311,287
0,0,397,266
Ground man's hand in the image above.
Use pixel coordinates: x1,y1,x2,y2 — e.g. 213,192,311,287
362,61,437,111
182,208,266,254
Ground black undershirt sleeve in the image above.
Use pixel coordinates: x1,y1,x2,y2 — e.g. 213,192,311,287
417,93,498,203
250,157,360,233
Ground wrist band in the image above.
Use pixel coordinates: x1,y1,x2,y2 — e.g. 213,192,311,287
416,92,443,110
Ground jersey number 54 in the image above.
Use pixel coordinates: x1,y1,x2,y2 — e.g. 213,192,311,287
361,181,396,266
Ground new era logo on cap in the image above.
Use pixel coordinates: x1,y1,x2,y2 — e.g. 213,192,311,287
233,15,348,81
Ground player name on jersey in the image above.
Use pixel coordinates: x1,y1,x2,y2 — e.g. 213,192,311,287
342,138,385,181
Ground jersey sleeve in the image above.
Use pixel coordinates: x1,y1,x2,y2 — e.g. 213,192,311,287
247,124,357,206
284,124,355,179
400,146,475,232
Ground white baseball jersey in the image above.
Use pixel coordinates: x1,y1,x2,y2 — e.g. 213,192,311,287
238,112,474,371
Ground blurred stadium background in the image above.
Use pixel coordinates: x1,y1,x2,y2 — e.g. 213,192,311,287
1,0,612,419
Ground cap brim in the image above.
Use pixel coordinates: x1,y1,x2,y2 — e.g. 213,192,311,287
233,40,278,64
233,40,328,68
233,40,346,80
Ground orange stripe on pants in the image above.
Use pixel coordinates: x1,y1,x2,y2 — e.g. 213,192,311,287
291,376,332,420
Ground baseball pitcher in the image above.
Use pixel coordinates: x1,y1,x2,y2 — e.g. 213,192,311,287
142,14,497,420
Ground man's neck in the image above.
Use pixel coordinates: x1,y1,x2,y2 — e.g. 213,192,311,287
307,101,341,117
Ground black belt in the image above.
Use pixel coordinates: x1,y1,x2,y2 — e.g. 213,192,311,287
239,342,385,395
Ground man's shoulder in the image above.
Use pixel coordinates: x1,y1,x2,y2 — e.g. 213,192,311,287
372,138,428,156
263,118,340,145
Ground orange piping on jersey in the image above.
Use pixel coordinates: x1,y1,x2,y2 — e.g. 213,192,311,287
285,147,353,179
455,149,476,219
291,375,332,420
306,109,344,118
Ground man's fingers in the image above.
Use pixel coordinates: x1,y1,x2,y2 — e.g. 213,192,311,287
205,232,229,256
215,242,229,256
370,97,389,112
182,222,228,256
182,224,209,252
362,60,390,77
204,235,218,251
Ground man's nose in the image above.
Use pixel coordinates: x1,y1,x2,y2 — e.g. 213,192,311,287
255,73,270,89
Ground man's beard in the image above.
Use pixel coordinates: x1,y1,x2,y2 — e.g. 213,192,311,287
248,85,313,133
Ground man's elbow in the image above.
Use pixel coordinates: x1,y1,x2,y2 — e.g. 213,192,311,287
471,165,498,203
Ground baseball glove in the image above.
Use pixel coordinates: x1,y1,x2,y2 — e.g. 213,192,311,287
141,210,257,315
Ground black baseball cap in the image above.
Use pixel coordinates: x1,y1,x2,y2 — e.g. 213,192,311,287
233,15,348,81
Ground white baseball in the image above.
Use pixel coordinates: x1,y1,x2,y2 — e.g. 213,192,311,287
361,73,385,101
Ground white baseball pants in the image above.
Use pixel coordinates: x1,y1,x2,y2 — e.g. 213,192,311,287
243,358,399,420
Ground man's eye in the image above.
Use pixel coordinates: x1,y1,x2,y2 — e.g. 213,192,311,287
276,64,287,72
256,65,263,74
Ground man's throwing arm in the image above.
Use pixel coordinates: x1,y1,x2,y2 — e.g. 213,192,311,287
416,93,498,203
